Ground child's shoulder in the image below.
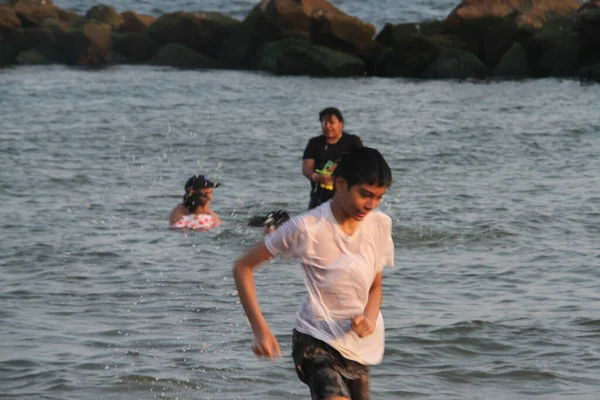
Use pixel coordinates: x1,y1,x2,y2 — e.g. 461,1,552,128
368,210,392,229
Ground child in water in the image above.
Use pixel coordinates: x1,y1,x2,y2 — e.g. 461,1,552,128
170,175,221,230
233,147,394,400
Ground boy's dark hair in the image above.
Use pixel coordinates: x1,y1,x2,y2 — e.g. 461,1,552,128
183,191,208,213
318,107,344,123
332,147,392,189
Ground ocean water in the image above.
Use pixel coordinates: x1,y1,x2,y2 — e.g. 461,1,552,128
1,1,600,399
54,0,457,29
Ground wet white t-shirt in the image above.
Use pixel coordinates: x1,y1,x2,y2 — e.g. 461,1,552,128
265,201,394,365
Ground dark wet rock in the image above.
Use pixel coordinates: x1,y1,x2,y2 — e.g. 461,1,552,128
493,42,531,78
253,37,365,76
85,4,123,29
375,20,444,47
119,10,155,33
108,49,129,64
574,1,600,65
526,19,581,76
538,32,581,77
577,62,600,81
373,33,468,78
0,4,23,64
423,47,489,79
146,11,239,58
148,42,221,69
21,25,56,52
111,31,158,63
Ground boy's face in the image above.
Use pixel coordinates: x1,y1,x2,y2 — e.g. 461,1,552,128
335,178,387,221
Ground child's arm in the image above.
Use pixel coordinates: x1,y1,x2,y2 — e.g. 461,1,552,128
233,241,281,357
351,271,383,338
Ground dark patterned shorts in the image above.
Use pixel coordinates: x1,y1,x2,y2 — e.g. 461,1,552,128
292,329,370,400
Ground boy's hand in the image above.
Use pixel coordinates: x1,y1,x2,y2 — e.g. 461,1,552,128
351,314,375,338
253,329,281,358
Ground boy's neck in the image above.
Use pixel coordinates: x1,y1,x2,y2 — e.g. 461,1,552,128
329,199,360,236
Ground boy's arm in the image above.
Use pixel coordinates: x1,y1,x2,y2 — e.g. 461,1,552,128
233,241,281,357
351,271,383,338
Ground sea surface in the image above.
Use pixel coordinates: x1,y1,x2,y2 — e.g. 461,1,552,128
1,1,600,399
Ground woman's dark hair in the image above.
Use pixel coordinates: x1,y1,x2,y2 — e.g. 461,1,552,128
319,107,344,123
332,147,392,189
183,191,208,213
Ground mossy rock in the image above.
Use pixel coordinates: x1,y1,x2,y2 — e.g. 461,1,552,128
85,4,123,29
373,34,467,78
254,37,365,77
493,42,531,78
423,48,489,79
16,46,55,64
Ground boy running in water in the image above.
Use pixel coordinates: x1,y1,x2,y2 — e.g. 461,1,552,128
233,147,394,400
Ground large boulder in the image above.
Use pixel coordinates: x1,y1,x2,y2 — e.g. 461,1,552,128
59,20,112,65
423,47,489,79
85,4,123,29
0,4,24,64
375,20,444,47
574,1,600,64
444,0,583,67
526,19,581,76
493,42,531,77
308,9,375,52
148,42,221,69
216,0,374,68
577,62,600,81
145,11,239,58
14,2,80,27
119,10,155,33
445,0,583,32
373,34,469,78
253,37,365,76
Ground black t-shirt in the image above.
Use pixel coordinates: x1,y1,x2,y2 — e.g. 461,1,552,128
302,132,363,206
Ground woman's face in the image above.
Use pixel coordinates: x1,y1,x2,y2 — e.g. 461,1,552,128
320,115,343,142
199,188,213,203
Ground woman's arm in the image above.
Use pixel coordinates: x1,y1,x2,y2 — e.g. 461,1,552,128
233,241,281,357
302,159,318,182
169,204,188,225
351,272,383,337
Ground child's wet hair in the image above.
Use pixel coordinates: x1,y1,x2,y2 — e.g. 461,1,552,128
248,210,290,231
183,191,208,213
333,147,392,189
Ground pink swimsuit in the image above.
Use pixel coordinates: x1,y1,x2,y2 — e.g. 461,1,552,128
171,214,219,230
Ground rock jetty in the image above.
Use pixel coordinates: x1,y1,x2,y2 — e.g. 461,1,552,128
1,0,599,81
